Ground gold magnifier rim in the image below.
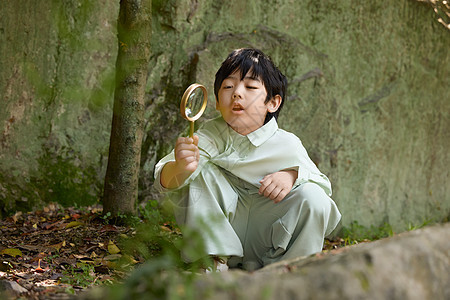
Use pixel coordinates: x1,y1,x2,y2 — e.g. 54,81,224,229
180,83,208,122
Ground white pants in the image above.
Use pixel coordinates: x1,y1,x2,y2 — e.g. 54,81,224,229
168,163,341,269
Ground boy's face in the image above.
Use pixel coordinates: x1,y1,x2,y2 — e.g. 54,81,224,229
216,70,279,136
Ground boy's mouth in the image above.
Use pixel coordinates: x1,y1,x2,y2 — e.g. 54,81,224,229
232,103,244,111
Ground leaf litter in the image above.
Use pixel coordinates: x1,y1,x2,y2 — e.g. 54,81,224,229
0,203,138,299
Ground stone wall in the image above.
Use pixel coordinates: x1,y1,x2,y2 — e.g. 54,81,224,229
0,0,119,211
0,1,448,231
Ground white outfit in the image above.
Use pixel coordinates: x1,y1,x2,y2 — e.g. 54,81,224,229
154,117,341,269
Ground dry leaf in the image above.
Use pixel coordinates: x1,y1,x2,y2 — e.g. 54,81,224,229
103,254,122,261
122,254,138,265
107,241,121,255
65,221,84,229
0,248,23,258
49,242,63,251
12,212,22,223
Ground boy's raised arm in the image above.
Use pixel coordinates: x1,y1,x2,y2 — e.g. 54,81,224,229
160,135,200,189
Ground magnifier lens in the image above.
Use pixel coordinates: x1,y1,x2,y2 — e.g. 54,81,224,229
186,88,205,118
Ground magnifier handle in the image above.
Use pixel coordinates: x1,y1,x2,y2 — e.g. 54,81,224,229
189,121,194,138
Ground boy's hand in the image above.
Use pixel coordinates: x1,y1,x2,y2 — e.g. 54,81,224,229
174,135,200,173
259,170,297,203
160,135,199,189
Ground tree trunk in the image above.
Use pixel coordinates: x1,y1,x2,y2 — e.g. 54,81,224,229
103,0,151,216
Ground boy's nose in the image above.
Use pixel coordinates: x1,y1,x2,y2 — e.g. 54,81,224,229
233,83,244,99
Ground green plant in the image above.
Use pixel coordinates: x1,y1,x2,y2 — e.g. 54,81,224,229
341,221,394,245
98,204,215,299
61,262,98,288
406,220,431,231
44,254,61,264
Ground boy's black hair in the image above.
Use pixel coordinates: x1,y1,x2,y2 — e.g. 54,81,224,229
214,48,287,124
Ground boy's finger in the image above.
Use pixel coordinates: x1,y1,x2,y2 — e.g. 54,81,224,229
177,149,197,159
268,187,282,201
259,176,273,193
193,135,199,146
177,137,195,146
273,190,287,203
262,183,276,198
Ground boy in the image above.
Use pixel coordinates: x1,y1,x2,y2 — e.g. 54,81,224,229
154,48,341,270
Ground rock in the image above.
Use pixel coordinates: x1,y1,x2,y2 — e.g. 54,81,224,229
198,223,450,299
0,280,28,296
82,223,449,300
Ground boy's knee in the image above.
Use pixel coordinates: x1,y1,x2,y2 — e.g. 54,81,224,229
291,183,332,216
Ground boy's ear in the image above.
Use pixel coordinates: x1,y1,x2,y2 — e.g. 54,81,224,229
267,95,282,113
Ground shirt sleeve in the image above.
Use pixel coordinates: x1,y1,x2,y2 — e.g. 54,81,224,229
153,118,223,193
291,138,333,196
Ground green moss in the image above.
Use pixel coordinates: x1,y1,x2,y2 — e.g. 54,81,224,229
30,146,102,208
0,146,102,216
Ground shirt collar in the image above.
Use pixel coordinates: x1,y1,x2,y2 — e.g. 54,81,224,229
246,117,278,147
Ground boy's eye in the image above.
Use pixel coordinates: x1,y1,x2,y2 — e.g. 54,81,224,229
246,86,258,89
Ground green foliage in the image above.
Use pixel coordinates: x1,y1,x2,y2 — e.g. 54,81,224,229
61,262,98,288
406,220,432,231
99,200,214,299
122,200,209,268
341,221,394,245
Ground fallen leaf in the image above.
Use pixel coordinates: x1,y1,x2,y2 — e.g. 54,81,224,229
107,241,121,255
103,254,122,261
94,265,109,274
12,212,22,223
0,248,23,258
122,254,138,265
78,257,95,264
49,242,63,251
71,213,81,220
65,221,84,229
100,225,118,233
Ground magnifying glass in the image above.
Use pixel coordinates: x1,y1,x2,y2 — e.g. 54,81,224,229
180,83,208,137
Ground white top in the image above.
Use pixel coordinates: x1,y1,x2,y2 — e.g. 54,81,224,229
154,116,332,196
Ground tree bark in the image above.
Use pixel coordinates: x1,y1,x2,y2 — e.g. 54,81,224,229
103,0,151,216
